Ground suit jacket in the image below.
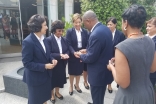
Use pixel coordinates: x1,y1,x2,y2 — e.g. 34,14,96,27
66,27,89,55
112,30,125,56
80,23,113,86
22,33,53,86
46,34,69,66
150,35,156,78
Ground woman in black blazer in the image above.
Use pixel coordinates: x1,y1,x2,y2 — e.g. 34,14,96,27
106,17,125,93
46,20,69,104
66,13,89,95
22,14,57,104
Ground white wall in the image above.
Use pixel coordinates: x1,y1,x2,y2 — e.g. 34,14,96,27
65,0,74,22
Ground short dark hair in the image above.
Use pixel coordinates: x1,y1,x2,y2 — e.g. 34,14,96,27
146,17,156,27
106,17,117,24
122,4,147,28
27,14,45,33
51,20,64,33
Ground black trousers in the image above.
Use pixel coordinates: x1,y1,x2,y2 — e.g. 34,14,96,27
90,85,107,104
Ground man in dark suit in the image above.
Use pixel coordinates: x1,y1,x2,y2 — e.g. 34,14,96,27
77,10,112,104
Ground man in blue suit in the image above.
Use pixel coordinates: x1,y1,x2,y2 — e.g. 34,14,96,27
77,10,113,104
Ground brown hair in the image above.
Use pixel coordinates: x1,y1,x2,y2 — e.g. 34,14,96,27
146,17,156,26
72,13,82,23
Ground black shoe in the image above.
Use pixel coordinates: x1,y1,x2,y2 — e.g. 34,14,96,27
50,99,55,104
55,93,63,100
108,89,113,93
69,91,73,95
74,84,82,93
84,82,89,89
87,102,93,104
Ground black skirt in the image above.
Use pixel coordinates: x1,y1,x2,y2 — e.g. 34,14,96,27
27,78,51,104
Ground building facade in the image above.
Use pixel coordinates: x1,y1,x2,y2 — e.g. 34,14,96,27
0,0,81,57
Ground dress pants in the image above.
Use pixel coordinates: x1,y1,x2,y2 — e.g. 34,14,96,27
90,85,107,104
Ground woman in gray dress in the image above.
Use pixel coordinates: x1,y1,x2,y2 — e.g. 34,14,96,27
107,4,156,104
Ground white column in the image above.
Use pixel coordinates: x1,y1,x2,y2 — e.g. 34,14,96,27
65,0,74,22
36,0,44,15
47,0,58,30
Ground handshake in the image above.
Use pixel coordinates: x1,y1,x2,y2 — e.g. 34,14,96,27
74,49,87,58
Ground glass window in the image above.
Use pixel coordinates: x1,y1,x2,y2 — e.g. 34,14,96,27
0,0,22,54
58,0,65,20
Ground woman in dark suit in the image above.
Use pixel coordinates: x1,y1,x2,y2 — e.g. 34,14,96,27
22,14,57,104
106,17,125,93
66,13,89,95
46,20,69,104
146,17,156,103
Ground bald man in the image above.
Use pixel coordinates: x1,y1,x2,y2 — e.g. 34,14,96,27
77,10,113,104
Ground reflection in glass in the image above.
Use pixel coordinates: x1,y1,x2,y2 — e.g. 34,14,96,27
0,0,22,54
58,0,65,20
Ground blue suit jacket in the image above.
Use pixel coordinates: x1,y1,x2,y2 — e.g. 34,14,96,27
150,35,156,78
66,27,89,54
22,33,53,86
80,23,113,86
46,34,69,66
113,30,125,56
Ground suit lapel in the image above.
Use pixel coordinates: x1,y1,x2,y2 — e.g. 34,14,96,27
51,34,60,53
113,30,118,45
31,33,48,60
73,28,78,47
43,39,50,60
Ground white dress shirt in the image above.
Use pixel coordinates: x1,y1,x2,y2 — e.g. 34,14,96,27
54,35,62,54
34,33,46,53
148,34,156,39
112,29,116,40
75,28,82,48
90,22,100,32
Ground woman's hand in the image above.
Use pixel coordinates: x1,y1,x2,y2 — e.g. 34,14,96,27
60,54,69,59
52,59,58,66
107,57,115,71
74,52,80,58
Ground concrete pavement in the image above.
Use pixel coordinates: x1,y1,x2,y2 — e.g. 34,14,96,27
0,57,117,104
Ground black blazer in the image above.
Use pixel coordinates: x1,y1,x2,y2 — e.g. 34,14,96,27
22,33,53,86
66,27,89,54
46,34,69,65
112,30,125,56
150,35,156,78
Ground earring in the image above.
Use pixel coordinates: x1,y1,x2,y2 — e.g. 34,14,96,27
124,27,126,30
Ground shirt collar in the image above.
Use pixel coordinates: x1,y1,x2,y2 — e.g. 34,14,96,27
91,22,100,32
75,28,82,32
112,29,116,34
54,34,61,41
149,34,156,39
34,33,44,41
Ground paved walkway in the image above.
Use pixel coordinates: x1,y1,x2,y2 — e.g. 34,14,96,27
0,57,117,104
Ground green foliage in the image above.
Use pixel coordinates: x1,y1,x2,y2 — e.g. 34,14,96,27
81,0,156,34
61,17,73,36
81,0,127,31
